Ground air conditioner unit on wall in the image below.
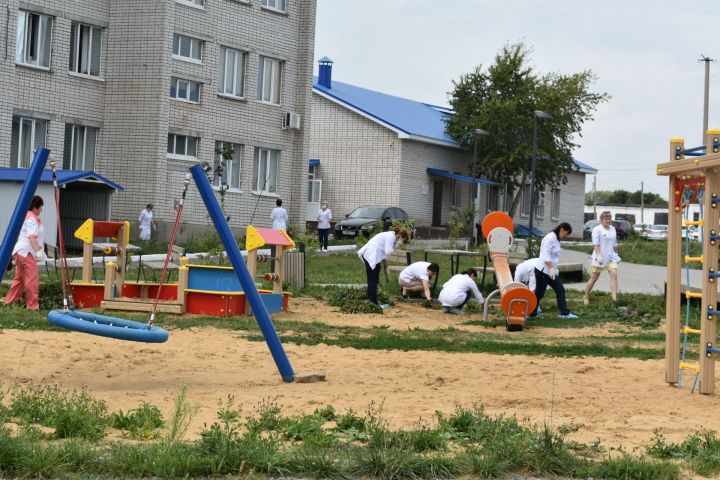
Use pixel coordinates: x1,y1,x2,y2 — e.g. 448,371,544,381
282,112,301,129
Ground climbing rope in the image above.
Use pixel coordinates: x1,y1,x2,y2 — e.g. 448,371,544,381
50,158,74,312
147,174,191,329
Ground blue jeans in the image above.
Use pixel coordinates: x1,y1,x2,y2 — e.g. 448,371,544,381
532,267,570,316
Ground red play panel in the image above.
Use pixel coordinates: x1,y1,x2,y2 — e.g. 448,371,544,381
254,227,294,247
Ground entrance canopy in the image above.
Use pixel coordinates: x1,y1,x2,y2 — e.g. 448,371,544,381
426,168,500,186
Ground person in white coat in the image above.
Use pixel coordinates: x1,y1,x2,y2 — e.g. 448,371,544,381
398,261,439,303
138,204,156,241
583,211,621,304
357,228,409,305
316,200,332,252
514,257,539,291
532,222,577,319
438,268,484,314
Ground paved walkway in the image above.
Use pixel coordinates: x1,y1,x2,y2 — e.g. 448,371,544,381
561,248,706,296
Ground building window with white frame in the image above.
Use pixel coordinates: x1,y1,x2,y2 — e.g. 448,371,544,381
172,34,203,62
167,133,199,159
63,125,98,170
451,177,461,207
261,0,286,12
551,188,561,219
258,56,282,105
16,11,53,69
486,185,499,212
176,0,205,7
520,184,531,217
218,47,246,98
10,116,47,168
253,147,279,193
69,22,102,77
214,141,242,190
536,191,545,219
170,77,200,103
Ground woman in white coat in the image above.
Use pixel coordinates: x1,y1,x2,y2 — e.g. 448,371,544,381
357,228,409,305
532,222,577,319
438,268,484,314
583,211,620,304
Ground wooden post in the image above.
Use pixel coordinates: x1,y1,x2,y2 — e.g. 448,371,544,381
82,241,93,283
245,248,258,314
177,265,188,313
274,246,285,294
116,224,127,291
700,129,720,394
665,137,684,385
103,262,117,300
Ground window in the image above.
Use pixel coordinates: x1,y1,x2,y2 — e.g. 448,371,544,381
253,147,279,193
218,47,246,98
172,34,203,62
167,133,199,159
214,142,242,190
520,184,531,217
176,0,205,7
70,23,102,77
16,11,53,69
10,116,47,168
536,191,545,219
451,177,461,207
551,188,561,219
261,0,286,12
63,125,98,170
258,56,282,104
486,185,499,212
170,77,200,103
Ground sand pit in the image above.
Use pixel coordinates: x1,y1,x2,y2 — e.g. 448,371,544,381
0,298,717,450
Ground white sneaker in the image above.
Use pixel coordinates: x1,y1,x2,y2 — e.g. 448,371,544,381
559,313,578,319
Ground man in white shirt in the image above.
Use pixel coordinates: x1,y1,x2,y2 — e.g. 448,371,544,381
398,261,439,303
271,199,288,231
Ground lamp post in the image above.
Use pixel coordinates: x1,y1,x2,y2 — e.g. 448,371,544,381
472,128,490,245
528,110,553,257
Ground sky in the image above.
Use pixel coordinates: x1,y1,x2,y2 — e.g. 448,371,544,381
314,0,720,199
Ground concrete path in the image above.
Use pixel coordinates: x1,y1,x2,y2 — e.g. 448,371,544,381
561,248,706,296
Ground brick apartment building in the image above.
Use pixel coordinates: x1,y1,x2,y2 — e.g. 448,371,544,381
0,0,316,241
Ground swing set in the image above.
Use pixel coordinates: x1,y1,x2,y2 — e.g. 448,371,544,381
1,148,296,382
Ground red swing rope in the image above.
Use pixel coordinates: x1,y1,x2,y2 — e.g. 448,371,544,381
50,159,73,312
147,174,191,329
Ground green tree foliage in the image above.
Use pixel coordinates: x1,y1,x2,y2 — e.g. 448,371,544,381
446,42,609,216
584,190,667,206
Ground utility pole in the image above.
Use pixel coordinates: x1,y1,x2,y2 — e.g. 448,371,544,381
640,181,644,224
701,54,714,141
592,175,597,219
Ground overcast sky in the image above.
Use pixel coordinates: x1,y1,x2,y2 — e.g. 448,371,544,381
314,0,720,198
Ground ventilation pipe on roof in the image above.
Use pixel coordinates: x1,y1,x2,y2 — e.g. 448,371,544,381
318,56,333,89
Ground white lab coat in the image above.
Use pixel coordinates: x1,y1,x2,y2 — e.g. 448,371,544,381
536,232,561,275
514,258,537,291
591,224,621,267
271,207,288,230
438,274,484,307
357,231,396,269
399,261,431,284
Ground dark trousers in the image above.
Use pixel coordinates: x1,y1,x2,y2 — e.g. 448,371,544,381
532,267,570,316
364,259,382,304
458,291,472,308
318,228,330,250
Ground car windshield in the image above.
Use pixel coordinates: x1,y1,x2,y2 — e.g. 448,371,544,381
348,206,386,219
653,225,668,231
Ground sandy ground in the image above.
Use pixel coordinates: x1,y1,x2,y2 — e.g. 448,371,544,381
0,298,718,451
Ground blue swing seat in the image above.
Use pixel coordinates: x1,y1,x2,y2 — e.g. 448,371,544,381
47,310,169,343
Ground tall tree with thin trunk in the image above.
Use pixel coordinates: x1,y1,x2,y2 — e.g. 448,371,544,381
445,42,609,216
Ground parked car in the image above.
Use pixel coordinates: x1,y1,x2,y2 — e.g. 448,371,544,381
513,224,545,238
611,220,631,240
681,225,701,242
645,224,668,241
583,220,600,240
633,223,648,234
334,205,411,238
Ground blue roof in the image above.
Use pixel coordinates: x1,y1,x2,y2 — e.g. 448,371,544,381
427,168,500,186
313,77,457,145
0,168,124,191
313,76,599,174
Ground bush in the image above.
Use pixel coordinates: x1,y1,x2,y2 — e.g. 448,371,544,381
111,402,165,440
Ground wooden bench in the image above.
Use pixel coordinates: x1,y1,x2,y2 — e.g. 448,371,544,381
386,249,412,274
45,244,86,282
141,245,186,282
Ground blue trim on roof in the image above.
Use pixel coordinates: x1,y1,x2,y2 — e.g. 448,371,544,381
309,158,320,166
426,168,500,186
572,158,598,174
318,56,333,63
0,168,124,191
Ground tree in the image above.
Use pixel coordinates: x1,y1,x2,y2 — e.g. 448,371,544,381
584,189,667,206
445,42,609,216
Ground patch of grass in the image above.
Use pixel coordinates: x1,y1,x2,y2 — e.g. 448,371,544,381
111,402,165,440
589,453,680,480
648,429,720,477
